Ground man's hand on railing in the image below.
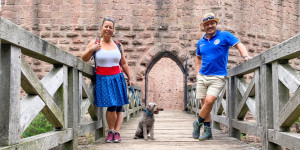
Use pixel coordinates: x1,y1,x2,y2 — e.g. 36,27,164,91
243,55,252,61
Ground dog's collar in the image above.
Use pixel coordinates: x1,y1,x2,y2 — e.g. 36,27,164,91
143,108,153,116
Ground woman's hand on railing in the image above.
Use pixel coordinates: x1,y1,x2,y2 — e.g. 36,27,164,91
128,79,134,86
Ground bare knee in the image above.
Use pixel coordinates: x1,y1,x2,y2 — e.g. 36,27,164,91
203,100,214,108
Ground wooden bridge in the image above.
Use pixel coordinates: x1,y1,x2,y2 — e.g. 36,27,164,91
79,110,258,150
1,16,300,150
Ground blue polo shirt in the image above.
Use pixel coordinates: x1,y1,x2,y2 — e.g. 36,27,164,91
196,30,239,76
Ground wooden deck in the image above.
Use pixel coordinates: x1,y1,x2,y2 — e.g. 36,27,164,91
79,111,259,150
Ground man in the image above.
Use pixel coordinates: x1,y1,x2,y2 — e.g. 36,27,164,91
193,13,251,141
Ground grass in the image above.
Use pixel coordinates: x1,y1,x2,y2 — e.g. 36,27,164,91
22,113,53,138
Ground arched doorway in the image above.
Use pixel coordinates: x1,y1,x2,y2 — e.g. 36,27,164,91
145,51,188,110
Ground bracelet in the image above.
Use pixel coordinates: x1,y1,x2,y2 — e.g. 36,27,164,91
243,55,248,59
91,47,94,52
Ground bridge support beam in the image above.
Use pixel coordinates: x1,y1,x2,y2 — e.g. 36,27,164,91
62,68,79,150
227,76,240,139
261,64,281,150
0,45,21,146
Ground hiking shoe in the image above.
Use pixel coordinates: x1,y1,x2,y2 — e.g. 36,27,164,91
199,126,212,141
193,120,203,139
105,131,114,143
113,132,121,143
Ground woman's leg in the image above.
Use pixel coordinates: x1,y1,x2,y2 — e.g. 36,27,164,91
114,107,124,131
106,107,117,130
105,107,117,143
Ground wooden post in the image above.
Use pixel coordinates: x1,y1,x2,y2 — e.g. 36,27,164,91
0,45,21,146
272,61,289,132
261,64,281,150
62,68,79,150
52,65,68,130
228,76,240,139
95,107,106,141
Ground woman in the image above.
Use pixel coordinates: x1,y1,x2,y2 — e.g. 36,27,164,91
82,17,133,143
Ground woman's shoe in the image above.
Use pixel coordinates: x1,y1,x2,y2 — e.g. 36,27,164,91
105,131,114,143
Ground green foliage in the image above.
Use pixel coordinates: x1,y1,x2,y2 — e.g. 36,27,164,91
241,133,247,139
296,117,300,123
22,113,53,138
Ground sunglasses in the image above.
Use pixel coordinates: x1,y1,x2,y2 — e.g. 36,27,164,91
203,16,215,22
104,17,115,22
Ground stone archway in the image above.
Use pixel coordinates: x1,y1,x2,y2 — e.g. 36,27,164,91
144,51,188,110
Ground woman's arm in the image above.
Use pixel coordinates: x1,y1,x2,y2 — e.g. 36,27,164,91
81,40,101,62
119,43,133,86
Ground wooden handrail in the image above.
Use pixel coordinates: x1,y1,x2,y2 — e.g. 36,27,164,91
0,16,142,150
187,33,300,150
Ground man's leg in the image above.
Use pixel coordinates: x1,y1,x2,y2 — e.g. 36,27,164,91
198,95,216,140
199,95,217,120
193,75,207,139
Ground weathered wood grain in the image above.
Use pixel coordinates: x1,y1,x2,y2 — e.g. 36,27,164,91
21,56,64,127
0,45,21,146
80,111,258,150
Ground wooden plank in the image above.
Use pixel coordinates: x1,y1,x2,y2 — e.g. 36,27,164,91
273,61,290,131
81,76,97,120
64,68,80,149
228,54,262,77
0,17,93,76
260,64,281,150
78,72,83,124
216,98,224,115
78,120,103,136
268,129,300,150
232,119,263,138
264,33,300,63
0,129,73,150
212,115,229,126
40,66,64,96
0,45,21,146
20,64,63,131
21,56,64,127
278,87,300,127
254,69,261,126
221,99,227,115
20,95,45,133
81,99,90,119
62,65,68,129
272,61,280,131
228,33,300,77
87,111,258,150
228,76,240,138
278,64,300,93
236,77,255,119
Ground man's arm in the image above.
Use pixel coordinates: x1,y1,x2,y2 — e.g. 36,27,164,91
234,43,251,61
195,55,202,76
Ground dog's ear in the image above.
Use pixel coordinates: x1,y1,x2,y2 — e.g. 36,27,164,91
146,103,150,110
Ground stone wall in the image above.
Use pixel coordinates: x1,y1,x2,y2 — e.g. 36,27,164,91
1,0,299,110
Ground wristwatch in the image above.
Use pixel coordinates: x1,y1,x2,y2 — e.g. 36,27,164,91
243,55,248,59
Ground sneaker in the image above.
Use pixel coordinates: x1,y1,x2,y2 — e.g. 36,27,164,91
199,126,212,141
105,131,114,143
113,132,121,143
193,120,203,139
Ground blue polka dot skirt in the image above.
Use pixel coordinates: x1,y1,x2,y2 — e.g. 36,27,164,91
94,73,129,107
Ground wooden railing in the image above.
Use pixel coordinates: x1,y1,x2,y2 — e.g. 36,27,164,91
0,17,142,150
187,33,300,150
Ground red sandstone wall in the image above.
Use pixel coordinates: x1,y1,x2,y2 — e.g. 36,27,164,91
147,58,184,110
1,0,299,110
